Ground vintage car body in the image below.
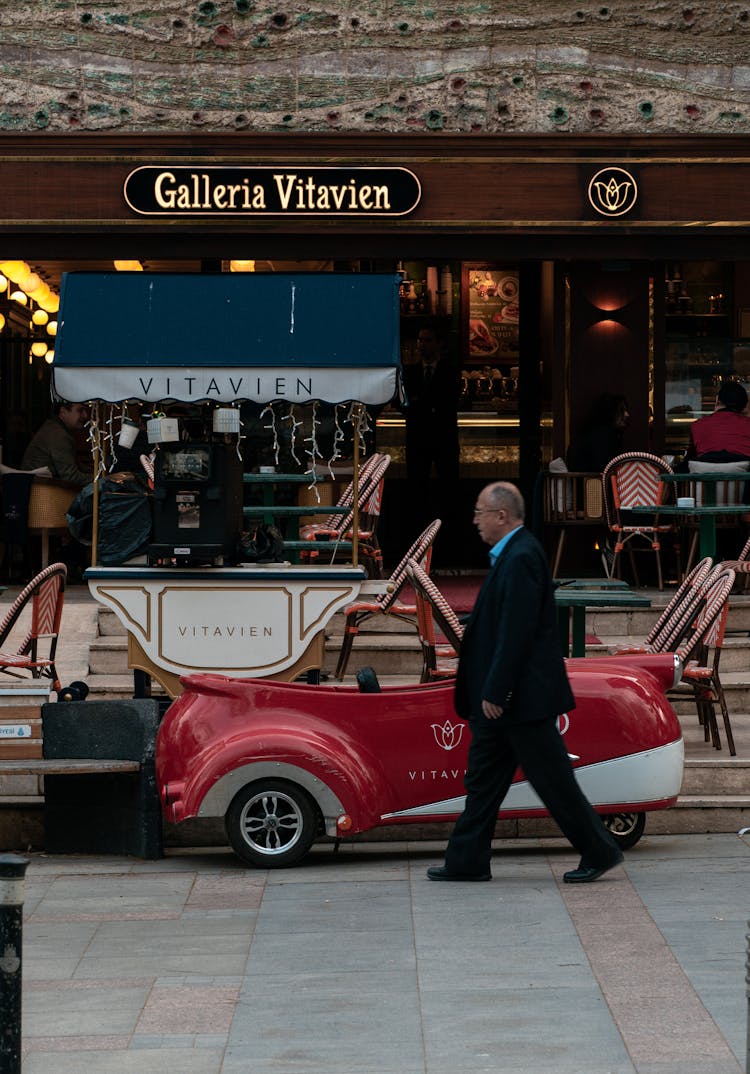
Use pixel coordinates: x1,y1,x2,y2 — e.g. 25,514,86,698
156,653,684,867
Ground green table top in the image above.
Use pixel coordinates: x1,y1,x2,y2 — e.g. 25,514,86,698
554,589,651,609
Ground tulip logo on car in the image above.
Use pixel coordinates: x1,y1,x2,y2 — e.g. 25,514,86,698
431,720,465,751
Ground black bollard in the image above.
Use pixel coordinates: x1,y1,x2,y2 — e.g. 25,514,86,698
0,855,28,1074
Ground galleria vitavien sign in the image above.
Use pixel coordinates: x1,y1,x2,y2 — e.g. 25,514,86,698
124,166,421,216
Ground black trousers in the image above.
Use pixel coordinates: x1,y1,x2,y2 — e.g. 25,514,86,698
445,714,620,875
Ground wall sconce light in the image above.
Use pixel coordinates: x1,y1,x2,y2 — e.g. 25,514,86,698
45,350,55,364
10,290,27,305
0,274,7,293
32,309,49,326
0,313,5,331
31,341,48,357
46,320,57,336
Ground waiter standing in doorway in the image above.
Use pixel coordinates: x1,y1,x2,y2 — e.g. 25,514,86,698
402,326,461,558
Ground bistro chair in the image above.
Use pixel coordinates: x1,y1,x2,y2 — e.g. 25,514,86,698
405,559,464,682
541,469,607,578
602,451,678,590
671,566,736,755
0,562,67,693
608,558,713,657
299,453,391,576
27,477,80,570
334,519,442,680
723,532,750,594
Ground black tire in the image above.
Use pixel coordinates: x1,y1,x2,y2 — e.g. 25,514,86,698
225,778,319,868
602,811,646,850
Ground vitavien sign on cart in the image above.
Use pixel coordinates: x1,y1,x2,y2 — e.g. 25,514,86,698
124,166,421,216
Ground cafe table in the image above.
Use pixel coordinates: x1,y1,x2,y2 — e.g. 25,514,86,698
629,504,746,562
554,581,651,658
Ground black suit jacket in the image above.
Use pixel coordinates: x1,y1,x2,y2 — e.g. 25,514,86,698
402,359,460,440
454,526,575,725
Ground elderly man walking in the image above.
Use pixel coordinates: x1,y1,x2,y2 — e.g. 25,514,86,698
427,481,623,885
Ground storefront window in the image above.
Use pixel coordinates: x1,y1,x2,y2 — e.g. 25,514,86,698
664,261,747,461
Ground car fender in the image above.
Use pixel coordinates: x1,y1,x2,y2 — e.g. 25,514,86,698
197,760,347,836
162,721,392,836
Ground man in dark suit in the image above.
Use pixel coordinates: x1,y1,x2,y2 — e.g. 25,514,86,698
402,327,460,552
427,481,623,884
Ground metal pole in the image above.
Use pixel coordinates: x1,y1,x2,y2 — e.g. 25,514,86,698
0,854,28,1074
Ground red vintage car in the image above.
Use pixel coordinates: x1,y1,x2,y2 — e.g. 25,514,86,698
156,652,684,868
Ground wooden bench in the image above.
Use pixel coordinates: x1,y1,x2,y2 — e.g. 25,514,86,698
0,686,139,779
0,690,161,858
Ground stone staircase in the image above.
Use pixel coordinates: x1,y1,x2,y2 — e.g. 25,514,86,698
82,592,750,838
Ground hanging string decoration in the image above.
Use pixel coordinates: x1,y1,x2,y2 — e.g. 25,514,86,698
104,406,117,472
303,399,324,501
347,401,370,459
282,404,303,468
87,401,107,482
326,403,347,479
259,404,280,466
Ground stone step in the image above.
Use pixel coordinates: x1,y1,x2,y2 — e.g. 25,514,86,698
84,674,167,703
669,673,750,714
589,635,750,672
587,601,750,638
682,758,750,795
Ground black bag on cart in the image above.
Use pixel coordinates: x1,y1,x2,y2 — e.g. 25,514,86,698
239,523,285,563
67,473,153,565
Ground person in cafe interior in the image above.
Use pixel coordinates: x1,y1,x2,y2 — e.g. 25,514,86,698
566,392,630,473
21,400,92,486
684,380,750,464
427,481,623,885
402,325,461,550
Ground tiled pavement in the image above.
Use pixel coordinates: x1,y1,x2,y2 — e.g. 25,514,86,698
17,832,750,1073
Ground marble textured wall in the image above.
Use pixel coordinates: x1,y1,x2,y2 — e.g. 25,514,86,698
2,1,750,133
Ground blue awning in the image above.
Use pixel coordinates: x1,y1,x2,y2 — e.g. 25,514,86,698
53,271,401,405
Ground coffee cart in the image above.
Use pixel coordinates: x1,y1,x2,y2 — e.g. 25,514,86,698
53,271,401,695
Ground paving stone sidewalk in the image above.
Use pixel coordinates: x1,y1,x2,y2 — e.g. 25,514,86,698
17,832,750,1073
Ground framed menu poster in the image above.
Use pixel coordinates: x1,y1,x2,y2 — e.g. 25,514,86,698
463,264,519,364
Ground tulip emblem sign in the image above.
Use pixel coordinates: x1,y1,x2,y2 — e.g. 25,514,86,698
587,166,638,217
431,720,465,751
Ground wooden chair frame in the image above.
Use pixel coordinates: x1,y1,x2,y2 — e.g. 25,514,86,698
405,559,464,682
0,562,67,692
334,519,442,680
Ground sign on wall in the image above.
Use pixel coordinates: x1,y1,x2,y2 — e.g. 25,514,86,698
124,166,421,217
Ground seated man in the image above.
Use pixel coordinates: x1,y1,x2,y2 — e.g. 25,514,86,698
686,381,750,464
21,401,92,486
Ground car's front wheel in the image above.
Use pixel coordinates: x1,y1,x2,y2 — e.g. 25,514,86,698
602,811,646,850
226,779,318,867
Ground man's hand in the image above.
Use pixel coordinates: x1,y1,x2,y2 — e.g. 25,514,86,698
482,699,503,720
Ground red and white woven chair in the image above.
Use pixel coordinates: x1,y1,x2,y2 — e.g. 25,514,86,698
672,566,736,755
602,451,678,590
608,557,713,656
299,453,391,576
0,562,67,693
405,559,464,682
334,519,442,680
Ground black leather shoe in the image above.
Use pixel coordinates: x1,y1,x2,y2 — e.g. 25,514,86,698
426,866,491,882
563,851,624,884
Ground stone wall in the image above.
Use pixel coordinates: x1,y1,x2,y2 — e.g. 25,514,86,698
2,2,750,133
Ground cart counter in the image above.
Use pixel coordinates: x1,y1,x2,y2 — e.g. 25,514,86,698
86,565,387,697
